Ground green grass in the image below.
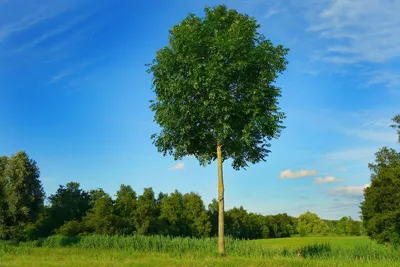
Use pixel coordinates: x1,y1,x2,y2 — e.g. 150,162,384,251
1,236,399,266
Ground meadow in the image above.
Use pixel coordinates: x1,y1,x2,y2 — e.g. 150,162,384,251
1,235,399,266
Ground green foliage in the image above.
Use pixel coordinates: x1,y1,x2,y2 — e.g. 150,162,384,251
0,151,45,240
55,220,86,237
361,146,400,246
297,211,329,236
133,188,160,235
148,5,288,169
114,184,137,235
0,150,366,243
361,116,400,246
84,193,119,235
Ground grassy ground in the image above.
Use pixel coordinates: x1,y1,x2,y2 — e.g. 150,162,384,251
0,236,398,266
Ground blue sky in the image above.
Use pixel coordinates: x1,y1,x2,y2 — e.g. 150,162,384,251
1,0,399,220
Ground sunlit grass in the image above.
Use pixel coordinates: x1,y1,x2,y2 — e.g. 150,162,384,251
1,235,398,266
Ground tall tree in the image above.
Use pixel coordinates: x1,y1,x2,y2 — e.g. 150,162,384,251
2,151,44,239
361,114,400,245
148,5,288,254
361,147,400,245
134,188,160,235
85,193,118,235
115,184,137,235
48,182,91,230
182,192,211,237
159,190,185,236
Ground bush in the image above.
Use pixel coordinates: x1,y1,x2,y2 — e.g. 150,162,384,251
56,220,86,236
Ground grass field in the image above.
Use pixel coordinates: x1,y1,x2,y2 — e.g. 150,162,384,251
1,236,399,266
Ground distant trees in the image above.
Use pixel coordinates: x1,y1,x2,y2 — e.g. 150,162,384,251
0,150,365,242
361,114,400,246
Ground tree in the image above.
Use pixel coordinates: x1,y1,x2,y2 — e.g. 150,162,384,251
115,185,137,235
297,211,328,236
226,206,249,239
159,190,185,236
133,188,160,235
85,193,118,235
148,5,288,254
361,115,400,245
361,147,400,245
2,151,45,240
182,192,211,237
48,182,91,232
207,198,219,237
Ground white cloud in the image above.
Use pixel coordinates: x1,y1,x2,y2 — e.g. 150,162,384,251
310,0,400,63
168,162,184,171
327,184,370,197
336,167,347,172
279,169,317,179
314,176,342,184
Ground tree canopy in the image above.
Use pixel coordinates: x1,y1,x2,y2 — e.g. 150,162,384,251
361,114,400,246
148,5,288,169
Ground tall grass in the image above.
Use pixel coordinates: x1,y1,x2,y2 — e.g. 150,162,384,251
17,235,275,257
2,235,399,261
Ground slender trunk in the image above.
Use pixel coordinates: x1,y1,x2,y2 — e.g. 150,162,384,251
217,144,225,255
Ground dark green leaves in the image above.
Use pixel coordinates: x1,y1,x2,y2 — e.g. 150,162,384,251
148,5,288,170
361,117,400,246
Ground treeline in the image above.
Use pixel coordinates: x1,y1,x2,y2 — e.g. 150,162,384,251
1,151,363,242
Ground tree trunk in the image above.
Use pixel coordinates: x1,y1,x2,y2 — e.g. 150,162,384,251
217,144,225,255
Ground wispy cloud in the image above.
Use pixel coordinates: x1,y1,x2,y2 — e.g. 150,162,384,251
310,0,400,64
48,71,71,84
47,60,96,84
365,70,400,89
0,4,71,42
168,162,184,171
326,184,370,197
343,129,397,144
279,169,317,179
264,7,281,19
314,176,342,184
324,148,377,163
14,13,90,52
325,201,360,213
336,167,347,172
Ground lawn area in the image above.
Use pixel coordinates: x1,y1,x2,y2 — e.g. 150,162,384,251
0,236,398,267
